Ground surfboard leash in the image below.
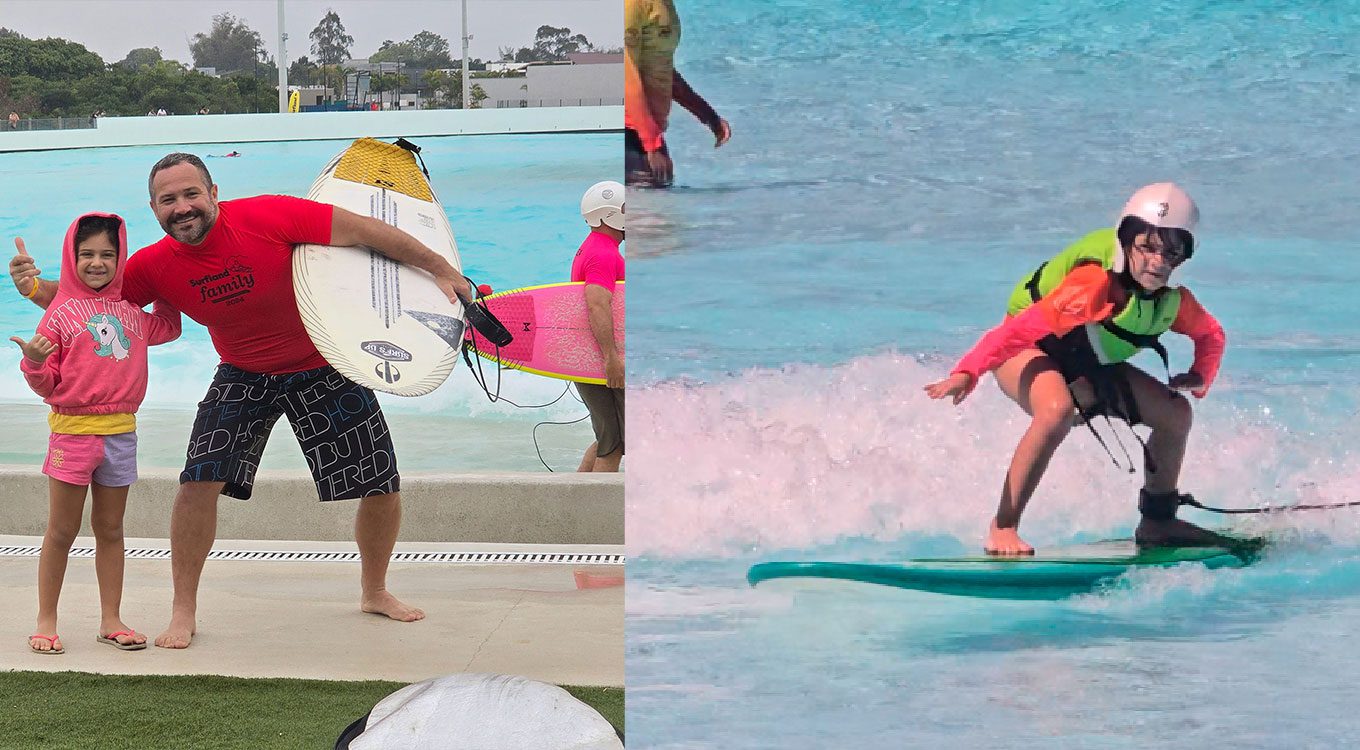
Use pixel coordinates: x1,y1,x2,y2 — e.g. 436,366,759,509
459,345,591,471
1180,494,1360,515
532,409,591,472
394,137,430,179
455,278,596,471
462,317,506,403
531,386,591,472
458,305,577,407
460,343,578,411
459,274,513,402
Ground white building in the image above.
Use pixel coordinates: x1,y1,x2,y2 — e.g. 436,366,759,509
476,53,622,109
483,62,531,74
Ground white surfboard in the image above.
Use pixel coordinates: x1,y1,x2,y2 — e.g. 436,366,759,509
293,138,466,396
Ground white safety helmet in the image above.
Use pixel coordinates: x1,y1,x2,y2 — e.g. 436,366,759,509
581,180,625,231
1113,182,1198,272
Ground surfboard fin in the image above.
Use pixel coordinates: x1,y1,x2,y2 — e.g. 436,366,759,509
1220,534,1270,563
403,303,512,350
403,309,468,350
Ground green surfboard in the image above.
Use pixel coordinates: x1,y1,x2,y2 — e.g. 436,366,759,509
746,540,1252,600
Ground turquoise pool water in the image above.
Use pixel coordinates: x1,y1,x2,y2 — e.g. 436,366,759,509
627,1,1360,746
0,132,620,472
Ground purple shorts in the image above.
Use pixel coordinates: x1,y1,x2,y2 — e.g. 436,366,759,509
43,431,138,487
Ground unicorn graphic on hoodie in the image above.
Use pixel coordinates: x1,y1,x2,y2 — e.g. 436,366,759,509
87,314,132,360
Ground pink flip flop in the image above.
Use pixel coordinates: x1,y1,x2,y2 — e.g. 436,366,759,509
96,629,147,651
29,633,64,655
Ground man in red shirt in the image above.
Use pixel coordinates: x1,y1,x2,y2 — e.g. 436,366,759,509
11,153,474,648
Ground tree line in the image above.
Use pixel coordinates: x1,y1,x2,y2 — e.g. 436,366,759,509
0,11,613,118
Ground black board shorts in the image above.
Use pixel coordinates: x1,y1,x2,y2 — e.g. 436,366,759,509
180,364,401,501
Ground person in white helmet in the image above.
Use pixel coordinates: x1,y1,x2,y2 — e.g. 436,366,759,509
573,181,626,472
924,183,1238,555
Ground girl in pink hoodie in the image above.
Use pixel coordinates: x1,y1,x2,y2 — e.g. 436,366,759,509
10,213,180,654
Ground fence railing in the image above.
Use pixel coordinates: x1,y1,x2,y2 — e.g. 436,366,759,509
492,98,624,109
3,117,99,132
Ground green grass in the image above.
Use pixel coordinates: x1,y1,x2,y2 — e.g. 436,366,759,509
0,671,623,749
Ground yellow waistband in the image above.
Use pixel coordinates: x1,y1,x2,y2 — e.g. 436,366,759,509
48,412,136,435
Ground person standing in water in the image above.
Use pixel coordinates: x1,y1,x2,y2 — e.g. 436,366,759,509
625,0,733,187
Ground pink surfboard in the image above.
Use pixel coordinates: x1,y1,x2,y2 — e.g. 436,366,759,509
464,281,625,385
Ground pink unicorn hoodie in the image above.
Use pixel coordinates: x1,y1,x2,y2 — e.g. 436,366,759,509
20,212,180,423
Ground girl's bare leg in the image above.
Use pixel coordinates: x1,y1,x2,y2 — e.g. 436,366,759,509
32,478,88,652
90,482,145,646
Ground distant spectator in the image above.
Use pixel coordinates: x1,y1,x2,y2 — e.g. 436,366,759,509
8,112,19,131
197,106,209,115
156,108,167,117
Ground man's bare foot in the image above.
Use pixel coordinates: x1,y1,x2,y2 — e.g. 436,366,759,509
985,519,1035,556
154,615,196,649
362,590,425,622
1135,518,1238,548
99,619,147,647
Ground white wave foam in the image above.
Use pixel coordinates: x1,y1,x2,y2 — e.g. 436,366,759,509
628,352,1360,558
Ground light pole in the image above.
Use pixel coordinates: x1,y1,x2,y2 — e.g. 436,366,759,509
276,0,289,113
461,0,470,109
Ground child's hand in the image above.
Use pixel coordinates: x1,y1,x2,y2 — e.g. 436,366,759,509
9,333,55,364
1168,372,1205,392
9,237,40,297
923,372,975,405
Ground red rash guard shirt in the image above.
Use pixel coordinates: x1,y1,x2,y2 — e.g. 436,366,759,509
122,195,334,374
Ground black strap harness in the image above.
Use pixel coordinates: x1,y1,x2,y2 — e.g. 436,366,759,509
1026,263,1173,475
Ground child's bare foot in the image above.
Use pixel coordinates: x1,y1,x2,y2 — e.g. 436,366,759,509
985,519,1035,556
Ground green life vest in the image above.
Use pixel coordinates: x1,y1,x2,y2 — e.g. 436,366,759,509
1008,228,1180,369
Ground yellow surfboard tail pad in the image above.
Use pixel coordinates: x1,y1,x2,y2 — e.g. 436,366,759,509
332,137,434,202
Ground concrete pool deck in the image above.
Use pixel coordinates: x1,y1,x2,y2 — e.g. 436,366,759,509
0,535,624,686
